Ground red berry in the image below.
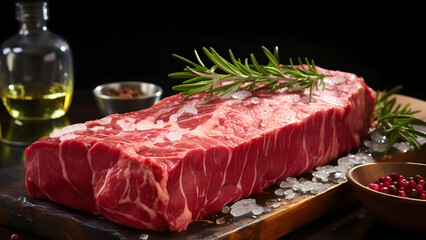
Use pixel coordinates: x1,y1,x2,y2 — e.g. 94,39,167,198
390,172,399,181
383,176,392,183
380,187,389,194
397,179,408,188
414,174,424,181
415,184,423,192
408,180,417,189
10,234,19,240
368,183,380,191
367,173,426,200
397,190,407,197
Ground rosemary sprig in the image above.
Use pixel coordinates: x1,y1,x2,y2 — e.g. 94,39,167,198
169,46,327,103
373,85,426,153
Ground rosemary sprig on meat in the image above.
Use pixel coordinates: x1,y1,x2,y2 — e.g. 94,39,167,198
169,46,327,103
373,85,426,153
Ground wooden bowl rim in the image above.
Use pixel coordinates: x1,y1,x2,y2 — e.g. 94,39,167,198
346,162,426,204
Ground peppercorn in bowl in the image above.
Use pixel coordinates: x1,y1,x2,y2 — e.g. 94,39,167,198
93,81,163,116
346,162,426,234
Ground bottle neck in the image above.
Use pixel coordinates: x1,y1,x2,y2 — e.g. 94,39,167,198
16,1,49,35
19,20,48,35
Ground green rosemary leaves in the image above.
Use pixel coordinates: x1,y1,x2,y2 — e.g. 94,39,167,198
374,85,426,153
169,46,326,103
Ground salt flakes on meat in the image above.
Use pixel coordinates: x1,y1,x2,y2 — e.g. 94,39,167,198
50,123,87,138
117,119,136,131
97,116,112,125
169,102,198,123
231,90,252,100
60,133,78,141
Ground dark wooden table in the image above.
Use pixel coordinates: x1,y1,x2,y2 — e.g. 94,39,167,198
0,90,425,240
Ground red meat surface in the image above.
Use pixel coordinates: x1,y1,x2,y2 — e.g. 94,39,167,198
25,67,376,232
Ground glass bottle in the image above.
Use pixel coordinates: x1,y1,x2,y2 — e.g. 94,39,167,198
0,0,74,120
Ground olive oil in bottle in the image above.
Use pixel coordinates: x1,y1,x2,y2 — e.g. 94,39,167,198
2,82,72,120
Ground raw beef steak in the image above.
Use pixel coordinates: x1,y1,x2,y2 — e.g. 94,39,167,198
25,67,376,232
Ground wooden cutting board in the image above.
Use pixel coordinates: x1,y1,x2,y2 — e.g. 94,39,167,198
0,163,362,240
0,95,425,240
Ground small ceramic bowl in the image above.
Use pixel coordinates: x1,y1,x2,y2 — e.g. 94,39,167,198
346,162,426,234
93,81,163,116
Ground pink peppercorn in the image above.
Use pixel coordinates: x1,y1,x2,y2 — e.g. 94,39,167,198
367,172,426,200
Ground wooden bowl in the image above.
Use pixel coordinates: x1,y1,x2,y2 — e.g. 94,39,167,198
346,162,426,234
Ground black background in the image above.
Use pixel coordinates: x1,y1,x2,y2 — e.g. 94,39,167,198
1,1,425,100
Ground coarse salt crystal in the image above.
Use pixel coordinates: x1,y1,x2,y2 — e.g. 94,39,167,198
250,97,260,104
251,205,265,215
97,116,112,125
221,205,231,214
229,198,264,217
169,102,198,123
60,133,77,141
139,234,149,240
182,102,198,115
230,198,256,209
274,188,284,196
232,90,252,100
117,119,136,131
50,123,87,138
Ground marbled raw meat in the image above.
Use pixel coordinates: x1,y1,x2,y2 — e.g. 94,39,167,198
25,67,376,232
